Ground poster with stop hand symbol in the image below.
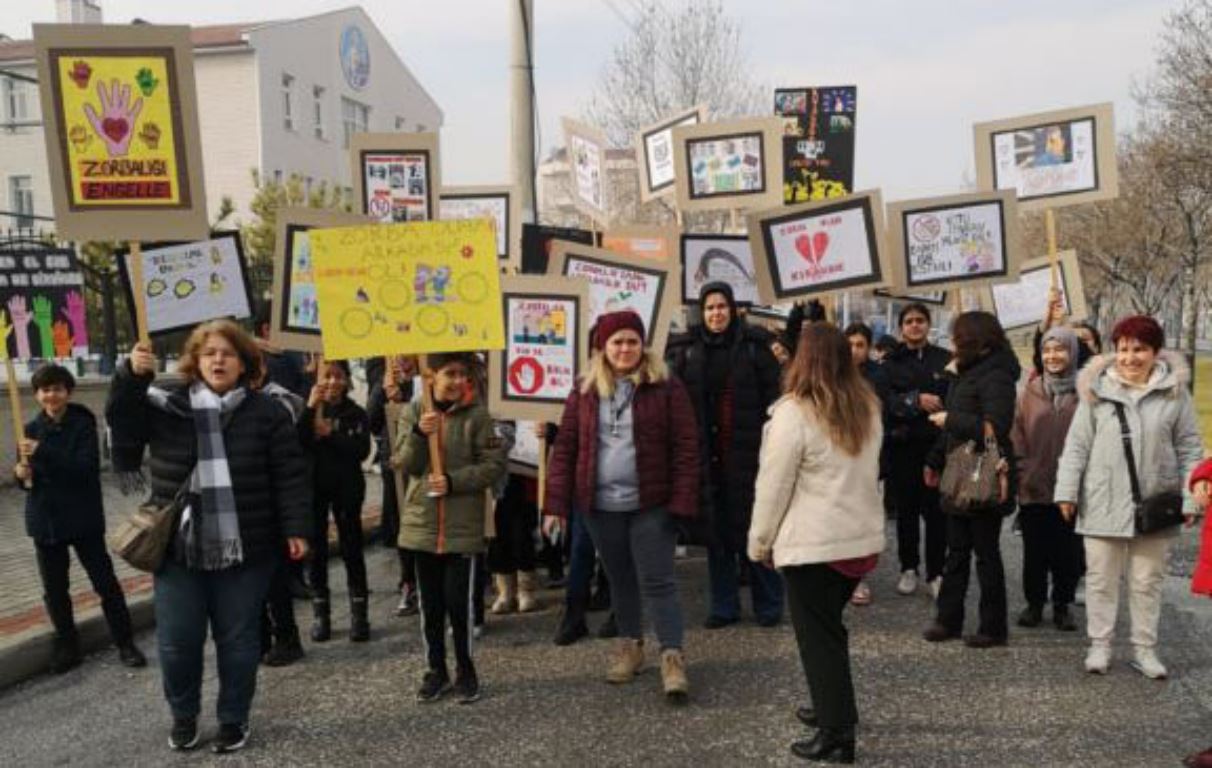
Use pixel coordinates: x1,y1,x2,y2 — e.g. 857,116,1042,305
488,276,590,422
748,190,890,301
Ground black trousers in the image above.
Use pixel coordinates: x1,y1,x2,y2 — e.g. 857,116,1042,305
381,469,418,590
309,481,368,599
35,536,133,644
784,564,860,729
414,551,476,676
936,513,1007,638
1019,503,1083,608
262,556,298,648
888,445,945,579
488,476,537,575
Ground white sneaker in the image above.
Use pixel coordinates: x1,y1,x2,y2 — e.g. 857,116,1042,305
1130,647,1167,679
928,577,942,599
896,570,919,595
1084,643,1112,674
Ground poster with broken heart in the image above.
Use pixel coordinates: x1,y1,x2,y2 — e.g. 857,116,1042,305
747,190,890,302
33,23,208,242
885,189,1022,293
680,234,761,305
116,231,254,338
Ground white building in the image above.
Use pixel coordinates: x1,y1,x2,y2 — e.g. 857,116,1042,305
0,1,443,231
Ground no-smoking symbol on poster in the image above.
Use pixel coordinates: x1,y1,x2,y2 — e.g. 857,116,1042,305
508,356,544,395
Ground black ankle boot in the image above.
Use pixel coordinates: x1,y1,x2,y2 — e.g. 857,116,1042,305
1017,604,1043,628
311,599,331,643
49,634,82,674
791,727,855,763
350,596,370,642
1053,604,1077,632
553,610,589,646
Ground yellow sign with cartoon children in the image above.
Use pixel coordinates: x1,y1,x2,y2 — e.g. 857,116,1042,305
310,219,505,360
52,52,187,208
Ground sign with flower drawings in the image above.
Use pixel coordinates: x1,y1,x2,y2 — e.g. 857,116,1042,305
33,24,208,242
117,231,254,338
310,219,505,360
885,190,1022,292
0,240,87,360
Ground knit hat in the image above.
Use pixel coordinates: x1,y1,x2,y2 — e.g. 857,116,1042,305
593,310,646,351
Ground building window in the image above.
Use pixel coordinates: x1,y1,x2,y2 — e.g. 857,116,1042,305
313,86,325,139
9,175,33,229
341,97,369,149
282,73,295,131
394,115,407,131
416,123,427,133
3,78,29,126
304,176,314,198
272,169,283,185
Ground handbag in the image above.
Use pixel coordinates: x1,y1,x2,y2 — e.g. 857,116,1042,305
1112,402,1185,535
108,473,192,573
939,421,1005,512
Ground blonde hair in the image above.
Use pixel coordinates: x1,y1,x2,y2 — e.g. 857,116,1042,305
783,323,877,455
579,348,668,398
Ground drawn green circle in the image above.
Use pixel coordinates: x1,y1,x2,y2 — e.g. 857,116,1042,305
416,305,449,336
340,308,374,339
456,272,489,304
379,280,410,310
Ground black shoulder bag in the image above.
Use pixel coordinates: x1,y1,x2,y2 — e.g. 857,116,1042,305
1112,402,1184,534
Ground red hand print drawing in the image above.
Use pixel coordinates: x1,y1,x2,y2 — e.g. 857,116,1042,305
83,78,143,158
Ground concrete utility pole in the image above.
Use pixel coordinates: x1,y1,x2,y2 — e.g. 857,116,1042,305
510,0,537,224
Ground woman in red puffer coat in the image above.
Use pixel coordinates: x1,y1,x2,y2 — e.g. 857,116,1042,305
1185,459,1212,768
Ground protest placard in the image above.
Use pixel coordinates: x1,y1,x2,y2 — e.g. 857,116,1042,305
33,23,208,241
310,219,505,359
601,225,677,263
0,240,87,359
440,185,520,267
985,251,1087,331
673,117,784,213
635,105,706,203
774,86,857,203
562,118,612,227
351,132,441,223
520,224,598,275
680,234,760,305
507,420,543,478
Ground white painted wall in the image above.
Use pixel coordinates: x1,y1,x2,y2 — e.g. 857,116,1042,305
194,49,260,223
0,67,53,230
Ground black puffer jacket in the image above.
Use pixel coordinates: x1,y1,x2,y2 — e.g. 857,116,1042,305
883,342,952,448
106,363,312,564
666,282,782,549
22,404,105,544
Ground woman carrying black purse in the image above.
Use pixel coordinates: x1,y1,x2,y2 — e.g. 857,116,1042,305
922,312,1020,649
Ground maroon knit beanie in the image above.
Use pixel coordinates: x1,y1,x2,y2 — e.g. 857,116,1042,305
593,310,646,351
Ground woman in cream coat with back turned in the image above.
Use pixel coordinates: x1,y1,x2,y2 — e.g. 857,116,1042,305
749,323,885,765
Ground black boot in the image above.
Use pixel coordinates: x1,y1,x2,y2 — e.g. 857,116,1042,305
1053,604,1077,632
553,588,590,646
264,625,305,666
116,641,147,668
1017,604,1043,628
310,599,331,643
350,596,370,642
49,633,82,674
791,727,855,763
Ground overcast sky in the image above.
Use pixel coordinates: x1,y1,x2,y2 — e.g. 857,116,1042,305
0,0,1182,200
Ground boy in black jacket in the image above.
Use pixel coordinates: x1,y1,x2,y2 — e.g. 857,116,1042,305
16,364,145,672
299,360,372,642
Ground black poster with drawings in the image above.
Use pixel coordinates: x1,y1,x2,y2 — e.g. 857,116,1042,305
775,86,857,204
521,224,599,275
0,239,87,360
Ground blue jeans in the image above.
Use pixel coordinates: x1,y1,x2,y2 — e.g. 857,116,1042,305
707,543,784,623
154,558,275,725
583,507,684,650
564,508,597,611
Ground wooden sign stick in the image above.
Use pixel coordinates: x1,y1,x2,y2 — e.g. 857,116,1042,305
537,421,548,512
127,242,150,345
1045,209,1060,293
418,354,445,495
312,353,326,427
1,311,30,488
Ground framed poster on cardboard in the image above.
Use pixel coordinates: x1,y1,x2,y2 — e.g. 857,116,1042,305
268,207,372,353
774,86,857,203
672,117,783,213
548,241,680,358
747,190,890,302
439,185,520,267
488,275,590,423
520,224,598,275
984,251,1087,331
874,289,949,306
33,23,208,242
0,239,86,360
350,132,441,223
974,103,1118,212
562,117,612,227
680,234,760,306
885,189,1022,293
635,104,706,203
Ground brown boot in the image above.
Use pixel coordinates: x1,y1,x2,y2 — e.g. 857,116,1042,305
660,649,689,703
490,574,518,614
517,571,540,613
605,638,644,684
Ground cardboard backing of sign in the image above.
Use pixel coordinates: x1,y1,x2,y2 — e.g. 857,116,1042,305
561,117,613,228
635,104,707,204
672,117,784,213
488,275,590,422
350,132,441,223
601,224,679,263
268,207,373,353
885,189,1022,294
547,240,680,358
33,23,208,242
439,185,521,269
982,251,1087,331
974,102,1118,213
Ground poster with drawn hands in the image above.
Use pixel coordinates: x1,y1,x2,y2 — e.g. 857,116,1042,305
310,219,505,360
680,235,760,305
775,86,857,203
0,243,86,360
119,232,253,337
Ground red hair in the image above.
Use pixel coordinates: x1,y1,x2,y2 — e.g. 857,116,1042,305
1111,315,1164,352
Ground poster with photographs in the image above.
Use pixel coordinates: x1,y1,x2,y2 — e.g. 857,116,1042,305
885,190,1022,292
117,231,253,338
874,289,948,306
984,251,1087,331
774,86,857,204
350,132,441,224
548,241,679,358
33,24,208,242
635,105,706,203
488,276,590,423
562,118,611,226
268,207,372,353
601,225,677,263
748,190,890,301
440,185,520,266
974,103,1117,212
520,224,598,275
680,234,761,306
0,238,86,360
672,118,783,212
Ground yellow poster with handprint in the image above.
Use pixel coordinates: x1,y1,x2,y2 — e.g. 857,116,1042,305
310,219,505,360
52,51,185,208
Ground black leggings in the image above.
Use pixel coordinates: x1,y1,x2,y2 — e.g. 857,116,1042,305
35,536,133,644
309,482,368,599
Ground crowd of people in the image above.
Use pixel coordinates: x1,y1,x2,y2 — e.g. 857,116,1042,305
12,289,1212,765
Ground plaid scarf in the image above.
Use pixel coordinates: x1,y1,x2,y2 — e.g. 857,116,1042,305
148,381,246,570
